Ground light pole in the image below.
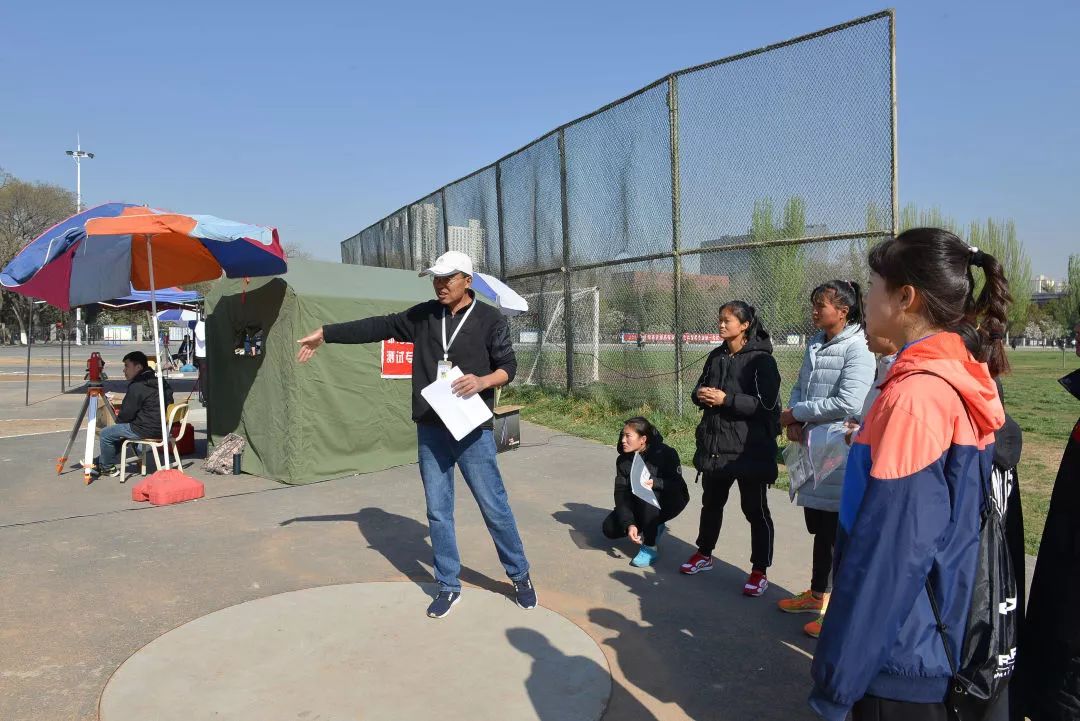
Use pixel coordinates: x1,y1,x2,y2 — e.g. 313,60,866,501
66,134,94,346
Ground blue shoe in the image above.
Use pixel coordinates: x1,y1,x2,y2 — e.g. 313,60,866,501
630,545,658,568
513,574,538,610
426,590,461,618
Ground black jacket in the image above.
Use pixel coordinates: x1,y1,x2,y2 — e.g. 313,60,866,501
1021,404,1080,721
613,430,689,530
691,331,781,479
117,369,174,439
323,292,516,430
994,395,1027,721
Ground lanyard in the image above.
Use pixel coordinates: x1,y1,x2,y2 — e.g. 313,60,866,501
441,300,476,361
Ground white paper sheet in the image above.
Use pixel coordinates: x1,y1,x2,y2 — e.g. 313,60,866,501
629,452,661,509
419,366,494,441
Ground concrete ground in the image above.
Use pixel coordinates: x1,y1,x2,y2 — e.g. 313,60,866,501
0,343,1036,721
99,583,612,721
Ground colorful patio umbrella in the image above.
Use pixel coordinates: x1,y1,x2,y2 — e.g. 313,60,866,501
1,203,286,483
0,203,285,309
472,272,529,316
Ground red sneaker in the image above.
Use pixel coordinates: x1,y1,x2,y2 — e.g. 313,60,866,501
742,570,769,597
679,552,714,575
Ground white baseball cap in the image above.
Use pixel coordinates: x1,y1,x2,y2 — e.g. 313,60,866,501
419,250,474,278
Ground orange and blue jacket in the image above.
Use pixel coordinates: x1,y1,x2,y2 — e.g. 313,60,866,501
809,332,1004,720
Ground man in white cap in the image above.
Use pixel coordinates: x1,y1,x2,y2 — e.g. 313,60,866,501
296,250,536,618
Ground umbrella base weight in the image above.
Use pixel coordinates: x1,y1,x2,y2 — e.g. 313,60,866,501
131,470,204,505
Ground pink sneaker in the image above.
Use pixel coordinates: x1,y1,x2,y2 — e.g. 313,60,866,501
742,571,769,597
680,552,714,575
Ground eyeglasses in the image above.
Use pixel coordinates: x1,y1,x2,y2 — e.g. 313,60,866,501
432,273,465,285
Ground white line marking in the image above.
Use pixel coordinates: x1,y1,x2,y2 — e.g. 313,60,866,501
782,641,814,660
0,429,72,440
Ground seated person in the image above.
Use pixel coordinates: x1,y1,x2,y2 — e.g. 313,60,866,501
603,417,690,568
172,337,190,364
95,351,174,477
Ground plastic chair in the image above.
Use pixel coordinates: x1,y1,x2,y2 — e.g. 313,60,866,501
119,403,190,483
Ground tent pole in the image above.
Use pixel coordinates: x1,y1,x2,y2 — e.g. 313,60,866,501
146,238,172,470
24,303,32,406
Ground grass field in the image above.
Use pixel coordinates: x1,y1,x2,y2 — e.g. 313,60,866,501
504,347,1080,555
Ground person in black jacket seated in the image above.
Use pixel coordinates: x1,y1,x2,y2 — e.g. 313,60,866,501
680,301,782,598
603,417,689,568
95,351,173,477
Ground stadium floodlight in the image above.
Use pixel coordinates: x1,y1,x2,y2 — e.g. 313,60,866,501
66,133,95,345
65,133,95,213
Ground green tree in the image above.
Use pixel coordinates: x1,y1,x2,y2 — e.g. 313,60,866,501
967,219,1032,335
752,197,807,337
1056,255,1080,328
897,204,1036,338
898,203,961,234
0,170,76,342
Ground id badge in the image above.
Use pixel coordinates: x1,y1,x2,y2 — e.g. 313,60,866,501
437,360,453,380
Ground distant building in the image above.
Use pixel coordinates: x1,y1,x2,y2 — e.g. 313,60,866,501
448,219,485,271
409,202,440,269
611,270,730,294
1035,275,1066,293
699,223,829,277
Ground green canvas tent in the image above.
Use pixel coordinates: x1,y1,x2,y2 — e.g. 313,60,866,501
205,259,433,484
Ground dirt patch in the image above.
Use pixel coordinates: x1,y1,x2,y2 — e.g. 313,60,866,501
0,418,71,438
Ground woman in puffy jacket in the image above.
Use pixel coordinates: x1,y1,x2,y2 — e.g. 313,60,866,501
679,301,782,598
603,417,689,568
777,280,875,636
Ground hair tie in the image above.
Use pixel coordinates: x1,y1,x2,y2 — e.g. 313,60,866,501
988,331,1004,341
969,246,986,268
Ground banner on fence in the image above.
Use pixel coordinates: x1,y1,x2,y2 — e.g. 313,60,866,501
620,333,724,345
381,340,414,379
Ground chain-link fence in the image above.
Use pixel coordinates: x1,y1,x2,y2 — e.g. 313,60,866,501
342,11,897,413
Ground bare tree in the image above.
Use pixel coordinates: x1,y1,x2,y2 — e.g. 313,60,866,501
0,170,76,342
282,242,313,261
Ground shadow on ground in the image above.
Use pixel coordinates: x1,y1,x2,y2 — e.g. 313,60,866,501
508,626,656,721
280,506,513,598
554,501,818,721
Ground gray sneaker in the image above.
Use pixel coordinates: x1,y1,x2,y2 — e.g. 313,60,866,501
426,591,461,618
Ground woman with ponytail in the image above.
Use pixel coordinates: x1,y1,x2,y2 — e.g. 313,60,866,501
680,301,782,598
809,228,1009,721
778,280,876,636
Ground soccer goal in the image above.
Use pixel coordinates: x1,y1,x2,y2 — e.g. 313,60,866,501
516,286,600,385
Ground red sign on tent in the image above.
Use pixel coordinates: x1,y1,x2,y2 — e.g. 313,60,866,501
381,340,414,379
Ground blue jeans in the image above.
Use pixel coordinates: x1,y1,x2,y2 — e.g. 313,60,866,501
417,424,530,593
99,423,142,467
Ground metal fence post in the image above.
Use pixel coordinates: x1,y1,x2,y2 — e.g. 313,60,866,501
558,129,574,393
440,189,450,255
668,75,685,415
496,162,508,280
888,9,899,237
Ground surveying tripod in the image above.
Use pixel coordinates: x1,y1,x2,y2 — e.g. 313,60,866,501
56,352,118,484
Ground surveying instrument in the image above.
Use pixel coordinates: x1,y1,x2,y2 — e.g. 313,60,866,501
56,352,118,484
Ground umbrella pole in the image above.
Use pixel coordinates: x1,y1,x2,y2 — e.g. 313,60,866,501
145,239,172,470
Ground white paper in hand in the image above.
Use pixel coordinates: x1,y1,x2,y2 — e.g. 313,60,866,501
629,452,661,509
420,366,494,441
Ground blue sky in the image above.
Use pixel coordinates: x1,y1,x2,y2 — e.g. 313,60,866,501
1,0,1076,276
